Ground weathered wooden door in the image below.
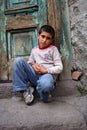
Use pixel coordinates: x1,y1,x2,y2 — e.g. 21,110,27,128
0,0,72,81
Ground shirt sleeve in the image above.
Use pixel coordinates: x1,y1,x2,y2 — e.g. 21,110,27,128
47,47,63,74
27,49,35,65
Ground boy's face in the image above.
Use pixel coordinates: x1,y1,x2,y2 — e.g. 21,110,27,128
38,31,53,49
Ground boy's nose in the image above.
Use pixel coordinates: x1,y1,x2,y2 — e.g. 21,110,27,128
43,38,47,42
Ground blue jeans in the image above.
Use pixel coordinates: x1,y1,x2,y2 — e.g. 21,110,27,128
12,57,55,102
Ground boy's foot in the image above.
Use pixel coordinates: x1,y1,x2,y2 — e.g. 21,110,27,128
48,94,52,102
23,86,34,105
44,94,52,103
42,92,52,103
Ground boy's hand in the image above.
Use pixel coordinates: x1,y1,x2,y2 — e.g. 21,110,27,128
32,64,48,74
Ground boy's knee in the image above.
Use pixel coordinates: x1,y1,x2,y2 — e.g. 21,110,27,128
43,85,54,93
12,57,24,69
14,57,24,64
40,80,54,92
15,57,23,62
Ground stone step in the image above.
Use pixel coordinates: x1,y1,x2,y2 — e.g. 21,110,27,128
0,80,80,99
0,82,14,99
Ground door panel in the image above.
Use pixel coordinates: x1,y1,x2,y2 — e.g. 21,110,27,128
7,27,38,59
13,31,35,57
7,0,37,8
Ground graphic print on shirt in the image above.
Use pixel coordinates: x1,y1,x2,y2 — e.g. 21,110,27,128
38,50,53,62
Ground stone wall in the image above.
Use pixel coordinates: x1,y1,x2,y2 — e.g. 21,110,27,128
68,0,87,88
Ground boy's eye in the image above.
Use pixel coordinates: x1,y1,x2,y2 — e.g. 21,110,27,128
41,35,45,38
47,37,51,40
41,35,51,40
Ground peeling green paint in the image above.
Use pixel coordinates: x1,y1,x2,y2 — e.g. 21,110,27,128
59,0,72,60
60,34,70,61
58,0,72,79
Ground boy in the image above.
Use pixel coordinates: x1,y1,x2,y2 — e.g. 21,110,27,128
12,25,63,105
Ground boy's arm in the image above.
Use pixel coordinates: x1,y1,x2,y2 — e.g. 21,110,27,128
47,61,63,74
47,47,63,74
27,49,35,65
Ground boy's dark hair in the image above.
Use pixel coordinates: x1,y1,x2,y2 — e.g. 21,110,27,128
38,25,55,39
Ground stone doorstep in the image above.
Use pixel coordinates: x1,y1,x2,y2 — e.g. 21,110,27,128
0,79,81,99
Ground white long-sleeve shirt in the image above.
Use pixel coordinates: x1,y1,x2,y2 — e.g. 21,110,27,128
28,45,63,75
